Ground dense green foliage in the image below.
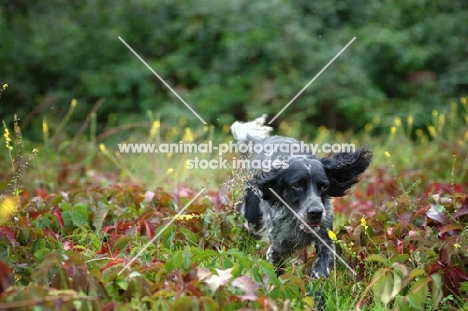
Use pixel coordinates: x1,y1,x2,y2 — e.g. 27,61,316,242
1,1,468,309
1,0,468,137
0,100,468,309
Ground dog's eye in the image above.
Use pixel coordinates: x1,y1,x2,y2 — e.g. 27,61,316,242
291,183,303,191
319,183,330,193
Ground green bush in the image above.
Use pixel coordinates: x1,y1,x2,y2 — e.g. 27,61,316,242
1,0,467,137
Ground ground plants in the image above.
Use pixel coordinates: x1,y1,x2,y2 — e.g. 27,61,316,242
0,95,467,310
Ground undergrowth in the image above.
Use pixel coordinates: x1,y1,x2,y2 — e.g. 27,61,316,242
0,91,467,310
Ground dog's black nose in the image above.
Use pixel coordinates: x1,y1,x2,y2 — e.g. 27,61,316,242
308,211,323,222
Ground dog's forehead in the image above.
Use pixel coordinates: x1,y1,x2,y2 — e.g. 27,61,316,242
288,158,326,178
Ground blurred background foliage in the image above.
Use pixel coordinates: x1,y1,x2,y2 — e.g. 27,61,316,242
1,0,467,139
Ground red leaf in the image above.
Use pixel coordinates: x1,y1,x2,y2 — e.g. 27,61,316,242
103,302,116,311
52,206,64,227
35,188,49,198
424,182,465,196
427,262,444,275
0,260,11,294
397,240,404,254
438,224,462,238
0,226,17,246
143,220,154,240
101,258,123,272
453,206,468,219
442,266,468,295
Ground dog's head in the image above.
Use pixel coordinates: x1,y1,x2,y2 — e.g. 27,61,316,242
255,148,372,230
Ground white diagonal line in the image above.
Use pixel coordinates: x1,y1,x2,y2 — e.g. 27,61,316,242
118,36,207,125
268,37,356,124
117,187,206,276
268,188,357,276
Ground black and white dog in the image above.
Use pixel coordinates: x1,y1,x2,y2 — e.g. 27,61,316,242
231,115,372,301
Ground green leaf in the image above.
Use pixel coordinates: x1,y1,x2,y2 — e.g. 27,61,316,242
192,249,218,263
182,248,191,270
61,210,73,227
59,202,72,211
280,274,305,295
174,250,184,269
252,266,262,282
395,296,411,311
370,268,395,305
172,296,195,311
178,227,198,246
380,271,394,305
390,254,410,263
34,248,51,262
71,203,89,227
430,273,443,308
407,278,429,310
391,273,403,302
115,275,128,291
199,296,218,311
259,261,279,286
92,201,109,230
392,262,409,288
366,254,389,265
408,269,426,281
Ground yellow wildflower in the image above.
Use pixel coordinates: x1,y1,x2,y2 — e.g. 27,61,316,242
99,143,107,153
432,110,438,118
2,84,7,90
390,126,396,136
3,127,12,151
384,151,391,158
175,214,196,221
438,114,445,127
166,168,174,175
427,125,437,138
42,119,49,140
71,98,78,108
360,216,368,230
279,121,289,132
318,126,328,134
0,196,16,224
182,128,194,142
394,117,402,127
149,120,160,138
407,116,413,127
461,97,468,106
327,230,337,241
454,243,461,249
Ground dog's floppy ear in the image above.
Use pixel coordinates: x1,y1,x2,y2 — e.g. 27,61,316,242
320,148,372,197
254,168,285,202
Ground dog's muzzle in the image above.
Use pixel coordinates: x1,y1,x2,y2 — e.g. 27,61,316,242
298,199,325,232
299,221,321,232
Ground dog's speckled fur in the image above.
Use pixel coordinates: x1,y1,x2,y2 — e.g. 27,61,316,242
237,134,372,306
